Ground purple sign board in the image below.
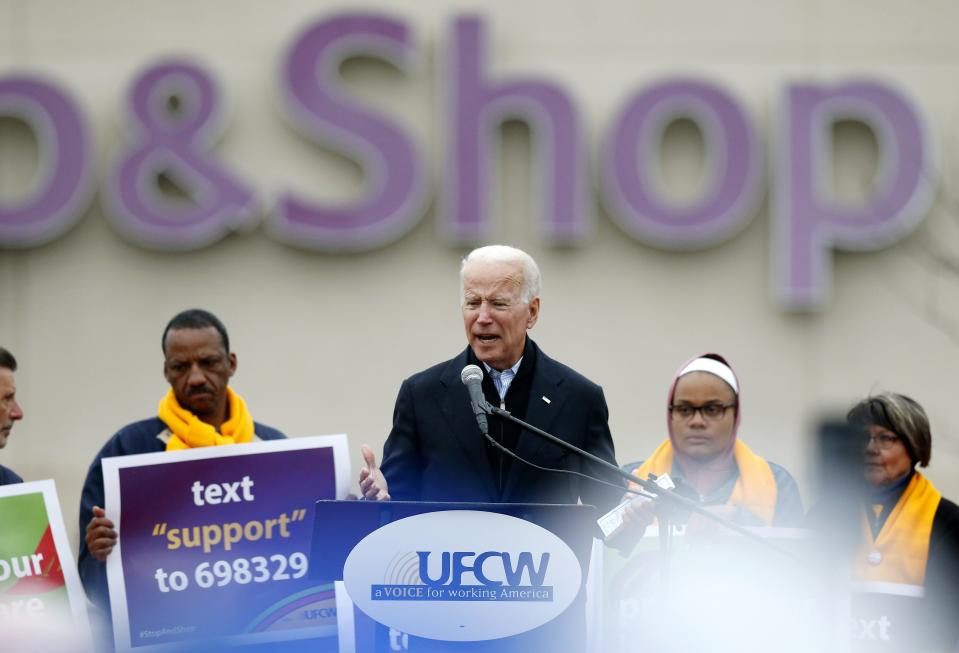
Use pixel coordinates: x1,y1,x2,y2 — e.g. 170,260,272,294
0,12,936,310
102,435,350,651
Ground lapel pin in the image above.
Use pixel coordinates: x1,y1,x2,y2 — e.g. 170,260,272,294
542,396,551,404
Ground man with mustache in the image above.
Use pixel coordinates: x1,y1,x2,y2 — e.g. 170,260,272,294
78,309,285,613
0,347,25,485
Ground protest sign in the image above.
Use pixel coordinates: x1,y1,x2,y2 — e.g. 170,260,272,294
103,435,349,651
0,480,93,652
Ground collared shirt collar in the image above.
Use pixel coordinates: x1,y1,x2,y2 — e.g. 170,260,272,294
483,357,522,400
482,358,523,376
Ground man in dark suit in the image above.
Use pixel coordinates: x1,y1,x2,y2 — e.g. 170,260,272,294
360,245,621,508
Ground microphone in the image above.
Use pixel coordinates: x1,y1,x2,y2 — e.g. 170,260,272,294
460,365,491,435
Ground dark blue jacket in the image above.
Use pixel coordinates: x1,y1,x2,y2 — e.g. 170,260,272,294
0,464,22,485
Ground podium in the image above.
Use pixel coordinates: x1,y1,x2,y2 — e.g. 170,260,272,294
310,500,598,653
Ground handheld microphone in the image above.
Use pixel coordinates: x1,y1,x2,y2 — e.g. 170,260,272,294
460,364,491,435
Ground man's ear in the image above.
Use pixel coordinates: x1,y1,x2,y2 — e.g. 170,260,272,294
526,297,541,329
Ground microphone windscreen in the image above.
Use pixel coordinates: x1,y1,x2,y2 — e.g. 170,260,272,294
461,364,484,385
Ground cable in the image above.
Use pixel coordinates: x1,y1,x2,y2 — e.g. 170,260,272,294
480,431,653,499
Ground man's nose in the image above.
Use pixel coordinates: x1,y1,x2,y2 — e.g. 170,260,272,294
9,399,22,421
187,364,206,385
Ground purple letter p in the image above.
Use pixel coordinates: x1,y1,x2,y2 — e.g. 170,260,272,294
774,81,934,310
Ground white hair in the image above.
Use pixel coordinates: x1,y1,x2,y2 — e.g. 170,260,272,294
460,245,542,304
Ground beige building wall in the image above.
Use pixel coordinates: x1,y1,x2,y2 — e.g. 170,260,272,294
2,0,959,551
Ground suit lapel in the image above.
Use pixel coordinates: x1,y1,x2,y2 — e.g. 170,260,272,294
439,350,498,501
503,349,567,500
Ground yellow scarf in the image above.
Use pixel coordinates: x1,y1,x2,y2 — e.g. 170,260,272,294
855,472,941,586
631,439,778,525
158,387,254,451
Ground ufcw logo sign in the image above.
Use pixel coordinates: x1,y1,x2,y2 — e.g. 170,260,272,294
370,551,554,602
344,511,583,639
418,551,550,587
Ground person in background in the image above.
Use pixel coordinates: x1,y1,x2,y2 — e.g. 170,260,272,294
621,353,803,536
78,309,286,614
0,346,25,485
846,393,959,650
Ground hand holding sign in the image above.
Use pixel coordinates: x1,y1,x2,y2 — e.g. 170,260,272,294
85,506,117,562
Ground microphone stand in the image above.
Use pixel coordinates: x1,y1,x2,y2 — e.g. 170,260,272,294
486,404,811,568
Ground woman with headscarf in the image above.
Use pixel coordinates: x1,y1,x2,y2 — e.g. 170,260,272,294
845,393,959,650
622,353,803,532
608,354,806,653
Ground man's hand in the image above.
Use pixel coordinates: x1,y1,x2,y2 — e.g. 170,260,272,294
358,444,390,501
85,506,117,562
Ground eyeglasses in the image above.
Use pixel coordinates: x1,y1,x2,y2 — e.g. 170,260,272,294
669,403,736,421
863,432,900,450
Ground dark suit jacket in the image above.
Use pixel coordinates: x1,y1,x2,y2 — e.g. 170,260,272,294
380,341,623,509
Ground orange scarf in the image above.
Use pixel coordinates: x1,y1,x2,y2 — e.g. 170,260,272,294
631,439,778,525
158,387,254,451
855,472,940,586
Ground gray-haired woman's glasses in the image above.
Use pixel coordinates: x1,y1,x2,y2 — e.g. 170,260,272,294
863,432,900,450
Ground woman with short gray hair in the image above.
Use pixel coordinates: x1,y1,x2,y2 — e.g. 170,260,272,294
846,393,959,650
